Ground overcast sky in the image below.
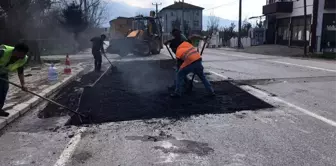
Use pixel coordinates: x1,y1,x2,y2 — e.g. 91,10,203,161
106,0,266,20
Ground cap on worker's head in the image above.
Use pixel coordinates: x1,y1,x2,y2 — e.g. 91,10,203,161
13,43,29,54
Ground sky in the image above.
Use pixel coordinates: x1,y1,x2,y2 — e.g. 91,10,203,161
106,0,266,20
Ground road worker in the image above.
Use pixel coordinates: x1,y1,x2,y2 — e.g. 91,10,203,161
0,43,29,117
164,29,190,92
90,34,106,72
165,29,215,98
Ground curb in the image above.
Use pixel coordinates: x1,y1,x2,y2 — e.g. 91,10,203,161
0,64,85,131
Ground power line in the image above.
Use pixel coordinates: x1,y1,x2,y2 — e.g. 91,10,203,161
205,0,238,11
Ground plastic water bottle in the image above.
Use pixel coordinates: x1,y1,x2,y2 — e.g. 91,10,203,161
48,63,58,84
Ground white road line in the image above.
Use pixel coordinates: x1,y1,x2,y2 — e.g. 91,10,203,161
187,75,199,83
206,51,253,59
54,127,87,166
209,70,336,127
207,70,229,79
264,60,336,73
242,85,336,127
207,51,336,73
162,52,174,59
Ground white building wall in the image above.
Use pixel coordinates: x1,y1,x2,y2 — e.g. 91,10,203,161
160,9,202,34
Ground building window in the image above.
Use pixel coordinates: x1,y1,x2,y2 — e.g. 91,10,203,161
193,21,199,26
171,12,174,16
291,16,311,41
195,11,199,16
277,18,290,41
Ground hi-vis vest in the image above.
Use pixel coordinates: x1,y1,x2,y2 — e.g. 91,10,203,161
0,45,28,74
175,42,201,69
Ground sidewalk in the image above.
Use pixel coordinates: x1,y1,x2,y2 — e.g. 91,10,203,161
0,62,85,130
216,45,304,57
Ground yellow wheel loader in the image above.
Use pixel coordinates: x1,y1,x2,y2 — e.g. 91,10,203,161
107,11,163,57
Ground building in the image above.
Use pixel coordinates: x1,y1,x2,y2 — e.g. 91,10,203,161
263,0,336,52
159,1,204,40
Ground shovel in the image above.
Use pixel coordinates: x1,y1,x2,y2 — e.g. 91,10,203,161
165,45,176,60
187,37,208,93
85,52,116,88
103,53,115,68
0,77,87,118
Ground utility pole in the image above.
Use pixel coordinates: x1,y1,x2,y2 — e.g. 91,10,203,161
238,0,242,49
181,0,185,34
303,0,307,56
152,2,162,16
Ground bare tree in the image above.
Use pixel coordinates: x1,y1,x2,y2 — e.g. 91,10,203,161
61,0,107,27
0,0,55,64
207,14,220,34
0,0,107,62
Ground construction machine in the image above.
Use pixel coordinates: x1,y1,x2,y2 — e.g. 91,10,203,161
107,11,163,57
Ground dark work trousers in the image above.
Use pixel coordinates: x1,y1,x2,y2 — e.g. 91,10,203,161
175,60,214,96
92,50,102,71
0,74,9,111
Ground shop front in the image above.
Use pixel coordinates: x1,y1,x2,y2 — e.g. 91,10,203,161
275,16,311,47
321,13,336,52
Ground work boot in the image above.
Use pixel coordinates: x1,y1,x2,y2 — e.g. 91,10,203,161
0,110,9,117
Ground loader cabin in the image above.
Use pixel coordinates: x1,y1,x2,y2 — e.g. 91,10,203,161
126,12,162,39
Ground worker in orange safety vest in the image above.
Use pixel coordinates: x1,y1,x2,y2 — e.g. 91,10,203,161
168,30,215,98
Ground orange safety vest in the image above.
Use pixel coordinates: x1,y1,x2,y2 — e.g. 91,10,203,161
175,42,201,69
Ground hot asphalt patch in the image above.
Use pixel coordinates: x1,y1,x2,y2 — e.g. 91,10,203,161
39,71,105,118
68,59,273,125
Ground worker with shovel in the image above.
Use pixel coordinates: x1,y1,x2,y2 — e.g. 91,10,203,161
0,43,29,117
165,29,215,98
164,29,191,92
90,34,106,72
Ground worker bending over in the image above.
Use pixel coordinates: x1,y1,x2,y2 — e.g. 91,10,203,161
90,34,106,72
164,29,190,92
0,43,29,117
165,29,215,98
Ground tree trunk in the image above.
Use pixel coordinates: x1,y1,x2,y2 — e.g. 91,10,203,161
26,40,42,65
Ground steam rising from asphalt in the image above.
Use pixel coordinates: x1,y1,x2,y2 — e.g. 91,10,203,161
117,59,168,94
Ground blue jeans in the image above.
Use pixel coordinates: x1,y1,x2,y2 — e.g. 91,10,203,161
170,68,189,93
175,60,214,95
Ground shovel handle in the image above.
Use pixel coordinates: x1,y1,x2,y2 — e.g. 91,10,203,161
0,77,86,117
103,53,114,67
165,45,176,60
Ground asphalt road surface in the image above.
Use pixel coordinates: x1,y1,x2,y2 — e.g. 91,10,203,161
0,48,335,166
